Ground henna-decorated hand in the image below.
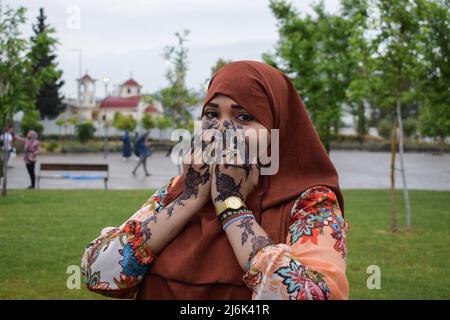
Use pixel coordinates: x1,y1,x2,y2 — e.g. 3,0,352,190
170,118,222,212
180,137,212,205
211,121,260,210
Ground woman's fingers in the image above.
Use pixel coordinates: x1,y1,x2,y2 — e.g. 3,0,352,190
184,121,258,176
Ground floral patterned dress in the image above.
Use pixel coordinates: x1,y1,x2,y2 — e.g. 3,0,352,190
81,179,349,300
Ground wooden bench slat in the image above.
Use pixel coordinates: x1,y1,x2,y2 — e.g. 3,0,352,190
40,163,108,171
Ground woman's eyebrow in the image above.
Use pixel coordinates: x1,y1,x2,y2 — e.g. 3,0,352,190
206,102,219,108
206,102,243,109
231,104,244,110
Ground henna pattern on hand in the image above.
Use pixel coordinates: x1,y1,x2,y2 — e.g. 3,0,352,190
233,214,274,265
249,235,274,262
165,164,210,218
141,215,154,242
220,122,252,179
184,164,211,198
202,118,220,151
202,118,219,130
237,217,256,246
214,165,243,202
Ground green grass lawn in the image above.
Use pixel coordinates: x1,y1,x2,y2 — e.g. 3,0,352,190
0,188,449,299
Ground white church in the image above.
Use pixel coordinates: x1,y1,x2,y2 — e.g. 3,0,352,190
65,73,164,123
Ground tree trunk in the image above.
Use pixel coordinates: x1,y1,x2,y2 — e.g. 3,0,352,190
390,123,397,233
439,136,445,154
396,99,411,229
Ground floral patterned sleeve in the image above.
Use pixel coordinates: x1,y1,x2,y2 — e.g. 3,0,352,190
243,185,349,300
80,182,171,299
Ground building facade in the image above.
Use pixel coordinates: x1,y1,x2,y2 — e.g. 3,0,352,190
65,73,163,123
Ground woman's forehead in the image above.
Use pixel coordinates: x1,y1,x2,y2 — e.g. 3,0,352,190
208,93,237,104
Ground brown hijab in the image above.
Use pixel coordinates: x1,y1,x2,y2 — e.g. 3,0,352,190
137,60,344,300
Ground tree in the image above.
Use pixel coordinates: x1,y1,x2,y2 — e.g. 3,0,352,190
67,114,80,136
264,0,354,152
155,114,173,139
341,0,374,143
155,30,199,128
0,5,33,127
210,58,232,75
113,112,137,132
377,118,393,140
55,117,67,137
419,103,450,151
0,3,55,196
403,117,418,139
141,113,156,130
417,0,450,150
371,0,424,231
30,8,65,120
76,121,96,144
200,58,233,98
21,109,44,136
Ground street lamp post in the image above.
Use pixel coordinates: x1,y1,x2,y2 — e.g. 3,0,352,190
102,114,108,159
101,77,110,159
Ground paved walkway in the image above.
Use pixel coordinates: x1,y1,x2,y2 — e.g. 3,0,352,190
331,150,450,190
5,150,450,190
6,152,179,190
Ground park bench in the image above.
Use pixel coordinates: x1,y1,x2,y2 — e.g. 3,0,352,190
37,163,109,190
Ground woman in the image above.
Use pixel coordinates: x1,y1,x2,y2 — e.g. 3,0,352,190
131,131,152,176
81,61,349,300
15,130,41,189
1,125,14,169
122,130,132,161
132,131,139,158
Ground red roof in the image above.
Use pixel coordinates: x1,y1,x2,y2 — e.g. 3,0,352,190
99,96,140,108
144,105,158,113
122,78,141,87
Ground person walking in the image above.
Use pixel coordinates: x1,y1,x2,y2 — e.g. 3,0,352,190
122,130,132,161
132,131,140,160
132,131,152,176
0,125,15,169
14,130,41,189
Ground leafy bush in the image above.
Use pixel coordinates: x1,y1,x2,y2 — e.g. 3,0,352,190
44,140,59,152
377,119,393,140
403,118,418,138
141,113,156,130
113,112,137,132
76,121,96,144
155,115,173,130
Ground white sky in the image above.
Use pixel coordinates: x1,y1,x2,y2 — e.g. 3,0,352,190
7,0,340,99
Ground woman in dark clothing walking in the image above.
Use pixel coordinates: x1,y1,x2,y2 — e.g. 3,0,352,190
132,132,140,158
15,130,41,189
132,131,152,176
122,130,132,160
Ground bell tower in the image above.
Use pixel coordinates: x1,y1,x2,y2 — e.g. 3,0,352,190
77,73,96,107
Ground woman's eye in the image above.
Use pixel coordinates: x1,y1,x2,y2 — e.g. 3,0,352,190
236,114,254,122
204,111,218,119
